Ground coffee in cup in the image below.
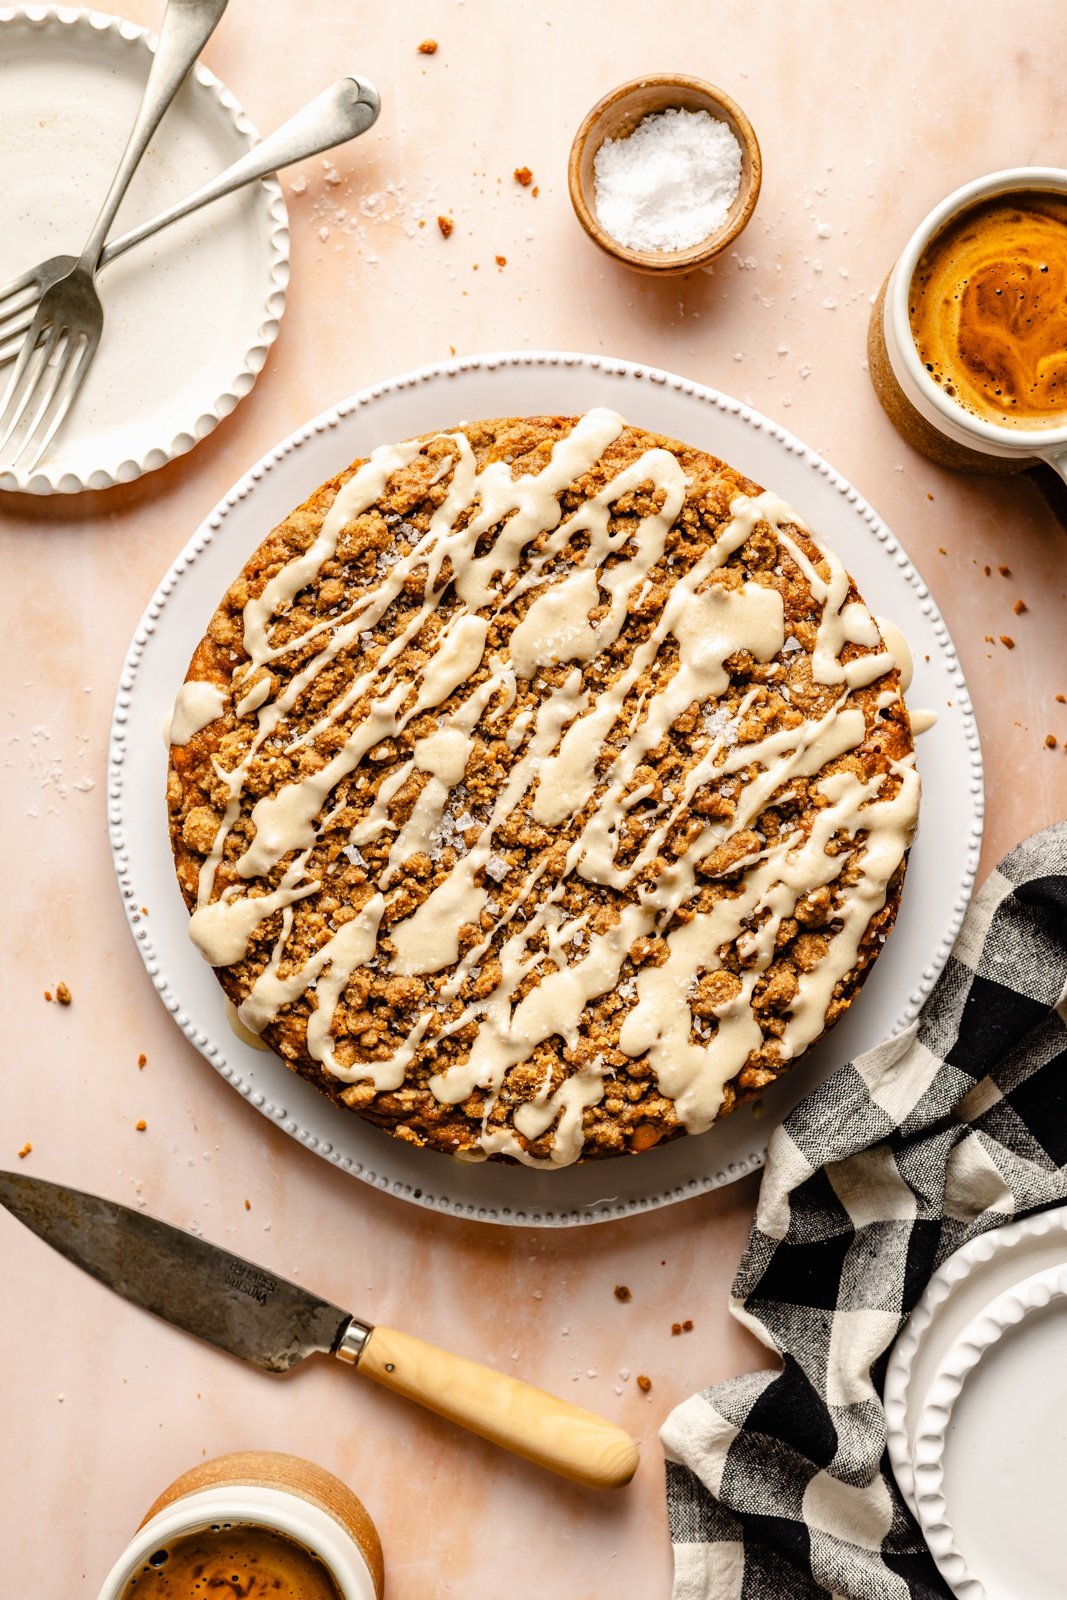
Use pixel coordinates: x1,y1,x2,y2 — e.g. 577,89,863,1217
96,1452,383,1600
908,190,1067,431
119,1523,344,1599
868,167,1067,481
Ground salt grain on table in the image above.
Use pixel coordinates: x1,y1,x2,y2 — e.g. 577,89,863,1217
593,107,742,253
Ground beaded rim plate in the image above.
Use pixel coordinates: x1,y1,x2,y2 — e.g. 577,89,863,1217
0,6,289,494
912,1263,1067,1600
885,1205,1067,1513
107,351,984,1227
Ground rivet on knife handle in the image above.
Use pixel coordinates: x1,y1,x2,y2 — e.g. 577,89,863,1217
337,1320,640,1491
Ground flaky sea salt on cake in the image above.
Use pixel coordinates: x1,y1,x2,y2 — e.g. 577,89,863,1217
166,410,919,1167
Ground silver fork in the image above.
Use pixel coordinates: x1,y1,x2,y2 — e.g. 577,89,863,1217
0,75,382,369
0,0,229,477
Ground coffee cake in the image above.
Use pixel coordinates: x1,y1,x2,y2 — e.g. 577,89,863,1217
166,411,919,1166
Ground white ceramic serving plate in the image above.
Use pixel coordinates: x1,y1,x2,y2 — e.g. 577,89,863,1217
108,351,983,1227
886,1204,1067,1513
912,1264,1067,1600
0,6,288,494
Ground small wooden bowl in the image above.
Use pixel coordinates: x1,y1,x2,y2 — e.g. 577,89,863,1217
568,75,761,275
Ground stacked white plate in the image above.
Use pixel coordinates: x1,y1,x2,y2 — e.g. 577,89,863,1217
886,1204,1067,1599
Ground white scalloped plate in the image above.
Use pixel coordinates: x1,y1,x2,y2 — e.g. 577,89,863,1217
886,1204,1067,1513
913,1263,1067,1600
0,6,288,494
108,351,983,1226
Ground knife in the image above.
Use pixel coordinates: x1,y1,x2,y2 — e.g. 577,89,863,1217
0,1170,638,1490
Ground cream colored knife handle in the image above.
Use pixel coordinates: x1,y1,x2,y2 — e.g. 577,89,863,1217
350,1324,639,1490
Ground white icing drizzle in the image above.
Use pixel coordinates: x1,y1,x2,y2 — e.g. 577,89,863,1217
167,681,227,746
873,617,935,733
182,409,919,1166
875,616,913,692
224,997,270,1051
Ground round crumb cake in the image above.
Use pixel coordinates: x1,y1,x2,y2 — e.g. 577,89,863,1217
166,410,920,1168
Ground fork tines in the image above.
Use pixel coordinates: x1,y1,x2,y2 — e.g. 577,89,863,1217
0,314,95,477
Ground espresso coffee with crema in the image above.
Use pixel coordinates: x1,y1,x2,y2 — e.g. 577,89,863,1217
908,190,1067,429
120,1524,344,1599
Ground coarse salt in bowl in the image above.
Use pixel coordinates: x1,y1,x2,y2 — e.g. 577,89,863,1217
568,76,762,275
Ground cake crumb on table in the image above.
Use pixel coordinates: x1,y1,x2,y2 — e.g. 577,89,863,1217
614,1284,632,1302
137,1053,147,1069
998,565,1011,577
437,215,454,238
244,1199,251,1210
1014,599,1028,615
637,1374,652,1393
1047,735,1059,749
17,1142,31,1159
135,1119,147,1132
514,166,533,186
417,38,438,54
495,254,507,267
1000,635,1016,649
43,990,52,1003
55,981,71,1005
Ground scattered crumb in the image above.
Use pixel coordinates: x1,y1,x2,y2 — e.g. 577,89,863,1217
983,565,991,576
55,981,71,1006
417,38,438,54
938,546,947,555
636,1374,652,1393
495,254,507,267
17,1142,32,1159
1000,635,1016,649
1047,735,1059,749
926,493,935,501
140,907,149,916
43,990,52,1003
437,215,453,238
244,1199,251,1211
1013,599,1028,615
671,1322,682,1336
514,166,533,187
671,1319,695,1336
613,1285,632,1302
998,565,1011,577
532,185,540,198
137,1053,147,1069
135,1119,147,1132
1057,694,1066,704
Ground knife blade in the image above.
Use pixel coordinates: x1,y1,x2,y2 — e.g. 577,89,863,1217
0,1170,639,1490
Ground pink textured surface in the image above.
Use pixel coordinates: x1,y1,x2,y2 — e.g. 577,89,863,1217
1,4,1065,1596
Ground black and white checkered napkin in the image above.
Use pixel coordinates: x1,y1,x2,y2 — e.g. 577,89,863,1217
662,821,1067,1600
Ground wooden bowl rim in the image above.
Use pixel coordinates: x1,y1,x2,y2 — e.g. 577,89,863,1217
567,74,762,274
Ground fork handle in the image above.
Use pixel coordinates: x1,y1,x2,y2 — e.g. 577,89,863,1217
99,77,381,268
79,0,230,270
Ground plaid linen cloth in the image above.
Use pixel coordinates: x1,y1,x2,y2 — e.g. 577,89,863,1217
662,821,1067,1600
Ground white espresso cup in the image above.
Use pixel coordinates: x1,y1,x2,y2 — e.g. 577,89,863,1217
870,165,1067,483
95,1451,383,1600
